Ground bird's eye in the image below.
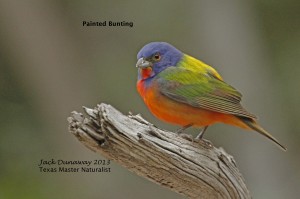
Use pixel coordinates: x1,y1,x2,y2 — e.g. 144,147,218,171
154,53,161,61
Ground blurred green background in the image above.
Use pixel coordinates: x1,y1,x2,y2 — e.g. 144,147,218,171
0,0,299,198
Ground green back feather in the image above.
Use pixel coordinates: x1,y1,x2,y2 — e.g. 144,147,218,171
156,66,257,119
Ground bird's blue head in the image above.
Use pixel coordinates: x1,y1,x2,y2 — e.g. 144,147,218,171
136,42,183,80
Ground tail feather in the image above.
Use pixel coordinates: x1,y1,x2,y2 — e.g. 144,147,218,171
237,116,287,151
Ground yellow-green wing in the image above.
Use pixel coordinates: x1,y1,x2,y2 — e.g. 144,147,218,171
156,66,257,119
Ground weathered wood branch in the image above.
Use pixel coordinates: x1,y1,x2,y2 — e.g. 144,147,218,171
67,103,251,199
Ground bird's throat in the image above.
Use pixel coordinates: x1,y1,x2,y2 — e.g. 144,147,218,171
139,67,153,80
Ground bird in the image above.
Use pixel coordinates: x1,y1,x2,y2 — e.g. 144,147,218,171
135,42,286,151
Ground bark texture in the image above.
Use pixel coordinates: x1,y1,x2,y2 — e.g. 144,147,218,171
68,103,251,199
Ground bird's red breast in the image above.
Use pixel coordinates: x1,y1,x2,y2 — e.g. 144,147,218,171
137,79,249,129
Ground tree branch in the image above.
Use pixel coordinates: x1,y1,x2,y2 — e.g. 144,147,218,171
67,103,251,199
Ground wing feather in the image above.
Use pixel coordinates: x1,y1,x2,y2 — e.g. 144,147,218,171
157,66,257,119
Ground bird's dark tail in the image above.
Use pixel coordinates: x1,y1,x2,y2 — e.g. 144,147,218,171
237,116,287,151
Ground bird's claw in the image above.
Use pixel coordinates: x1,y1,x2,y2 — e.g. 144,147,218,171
196,138,213,148
179,133,194,142
147,124,163,139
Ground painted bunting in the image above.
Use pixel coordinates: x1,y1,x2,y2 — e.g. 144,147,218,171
136,42,286,151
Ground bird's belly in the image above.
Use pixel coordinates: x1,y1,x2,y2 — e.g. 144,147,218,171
144,88,222,127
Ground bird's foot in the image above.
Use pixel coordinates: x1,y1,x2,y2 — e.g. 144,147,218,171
147,124,163,139
179,133,194,142
194,126,213,148
195,126,208,140
176,123,193,134
196,138,213,148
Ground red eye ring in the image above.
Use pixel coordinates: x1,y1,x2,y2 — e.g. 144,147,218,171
154,53,160,60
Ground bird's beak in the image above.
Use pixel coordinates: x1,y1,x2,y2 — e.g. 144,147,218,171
136,57,152,69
